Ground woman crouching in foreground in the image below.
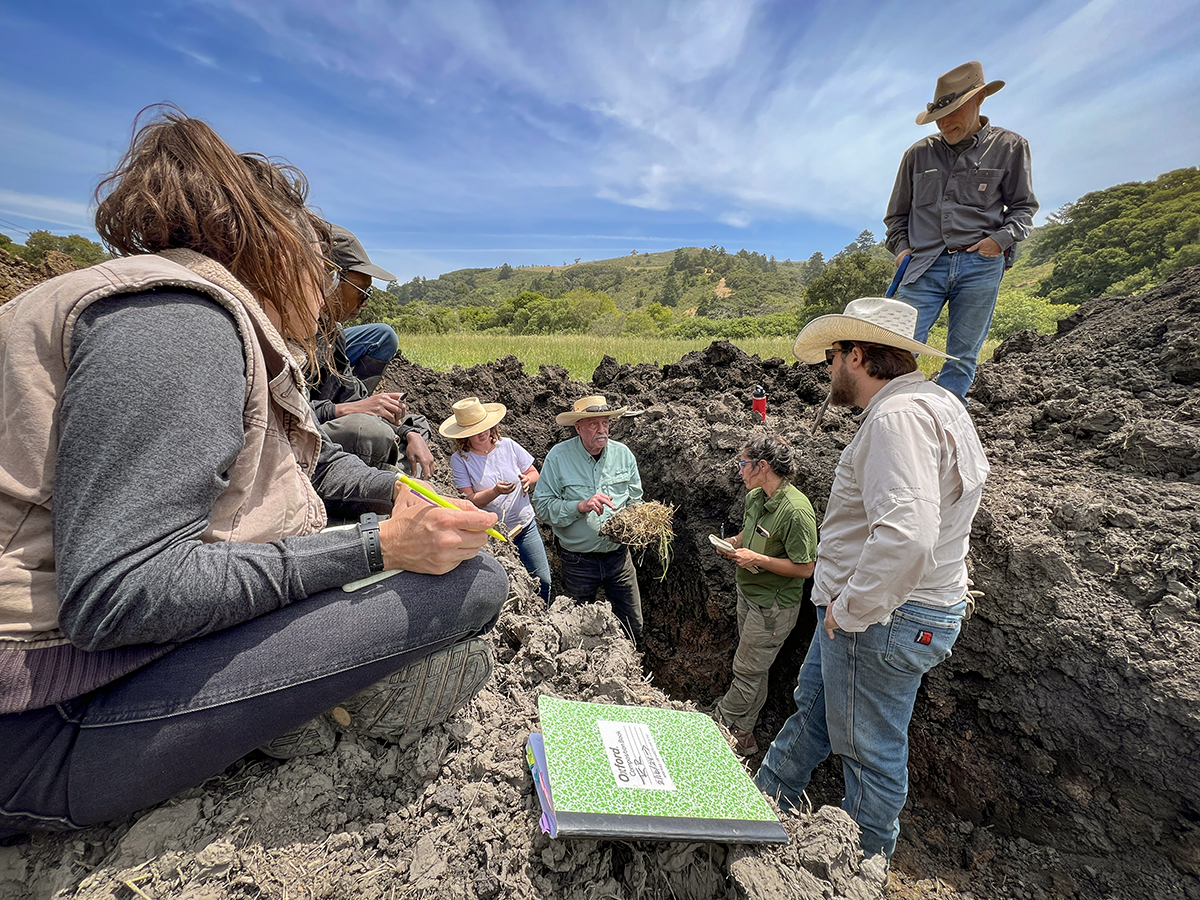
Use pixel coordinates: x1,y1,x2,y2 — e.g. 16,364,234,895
0,111,507,837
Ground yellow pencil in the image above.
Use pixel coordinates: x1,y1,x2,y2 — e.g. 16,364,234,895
397,474,508,542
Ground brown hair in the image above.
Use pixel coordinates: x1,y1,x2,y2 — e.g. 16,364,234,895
454,426,502,455
840,341,919,380
94,107,329,358
742,433,797,480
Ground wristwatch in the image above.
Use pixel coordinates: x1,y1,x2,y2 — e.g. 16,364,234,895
359,512,385,573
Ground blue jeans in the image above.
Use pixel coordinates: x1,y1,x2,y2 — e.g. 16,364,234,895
0,554,507,836
755,600,964,858
897,250,1005,404
512,522,553,605
558,546,643,638
344,323,399,381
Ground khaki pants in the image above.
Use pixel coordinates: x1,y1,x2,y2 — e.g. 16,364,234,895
716,588,801,733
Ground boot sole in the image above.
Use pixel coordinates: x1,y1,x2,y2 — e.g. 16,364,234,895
340,638,493,739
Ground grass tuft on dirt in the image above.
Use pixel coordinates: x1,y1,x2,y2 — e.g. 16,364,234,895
599,500,675,576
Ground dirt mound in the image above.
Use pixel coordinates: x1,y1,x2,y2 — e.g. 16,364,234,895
6,266,1200,900
0,248,79,304
1,559,884,900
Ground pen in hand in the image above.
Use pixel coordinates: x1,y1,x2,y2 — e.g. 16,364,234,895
396,474,508,542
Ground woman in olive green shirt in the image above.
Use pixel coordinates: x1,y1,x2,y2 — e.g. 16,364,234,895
714,434,818,756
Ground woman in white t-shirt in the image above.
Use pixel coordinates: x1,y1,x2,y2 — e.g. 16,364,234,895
440,398,552,604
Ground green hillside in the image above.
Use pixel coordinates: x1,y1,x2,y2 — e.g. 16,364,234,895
354,166,1199,343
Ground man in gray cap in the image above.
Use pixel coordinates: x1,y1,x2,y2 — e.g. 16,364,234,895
884,60,1038,404
756,296,988,867
311,225,434,478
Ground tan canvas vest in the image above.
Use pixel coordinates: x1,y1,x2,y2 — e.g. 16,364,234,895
0,251,327,647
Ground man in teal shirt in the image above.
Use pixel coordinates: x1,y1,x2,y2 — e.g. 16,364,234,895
532,395,644,638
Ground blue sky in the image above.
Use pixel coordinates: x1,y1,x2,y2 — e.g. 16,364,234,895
2,0,1198,283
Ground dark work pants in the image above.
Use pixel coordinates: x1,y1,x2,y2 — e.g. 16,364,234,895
558,546,643,638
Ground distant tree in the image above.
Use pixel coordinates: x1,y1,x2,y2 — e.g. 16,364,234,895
803,250,891,318
800,251,826,284
6,230,109,267
659,271,682,307
498,263,514,280
1032,167,1200,304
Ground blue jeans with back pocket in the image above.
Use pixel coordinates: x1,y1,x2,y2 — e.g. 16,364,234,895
755,600,965,858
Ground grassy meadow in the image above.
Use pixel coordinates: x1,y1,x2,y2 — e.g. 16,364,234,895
396,331,981,382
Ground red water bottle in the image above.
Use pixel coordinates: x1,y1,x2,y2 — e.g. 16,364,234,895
752,384,767,422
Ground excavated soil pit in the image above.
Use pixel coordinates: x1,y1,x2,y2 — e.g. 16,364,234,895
3,253,1199,900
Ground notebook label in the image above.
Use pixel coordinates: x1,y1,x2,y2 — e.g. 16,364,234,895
598,720,676,791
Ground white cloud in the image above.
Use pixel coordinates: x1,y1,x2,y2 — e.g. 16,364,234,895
0,189,92,229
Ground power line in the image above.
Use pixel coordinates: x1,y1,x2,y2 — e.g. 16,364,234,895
0,217,32,237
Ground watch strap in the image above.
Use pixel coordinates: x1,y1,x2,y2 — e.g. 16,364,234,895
359,512,385,573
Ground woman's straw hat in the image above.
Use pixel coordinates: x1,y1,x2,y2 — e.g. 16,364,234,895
554,395,628,426
438,397,507,438
792,297,954,363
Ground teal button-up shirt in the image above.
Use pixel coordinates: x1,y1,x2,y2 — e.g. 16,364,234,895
531,437,643,553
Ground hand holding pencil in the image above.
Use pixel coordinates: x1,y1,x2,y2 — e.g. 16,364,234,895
380,475,503,575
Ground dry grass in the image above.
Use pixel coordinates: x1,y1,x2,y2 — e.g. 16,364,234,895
599,501,676,576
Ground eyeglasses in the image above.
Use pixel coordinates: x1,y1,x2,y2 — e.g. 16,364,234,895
824,346,853,365
343,278,372,307
736,459,757,468
321,256,341,298
320,256,372,306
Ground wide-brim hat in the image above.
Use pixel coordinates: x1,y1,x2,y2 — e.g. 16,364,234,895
792,297,955,363
915,61,1004,125
330,224,397,283
439,397,507,438
555,395,628,426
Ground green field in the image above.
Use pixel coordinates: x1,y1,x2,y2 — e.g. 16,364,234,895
396,331,983,382
396,333,794,381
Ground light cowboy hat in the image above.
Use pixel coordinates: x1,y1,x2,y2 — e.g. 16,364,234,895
792,297,956,363
555,395,628,426
915,61,1004,126
438,397,507,438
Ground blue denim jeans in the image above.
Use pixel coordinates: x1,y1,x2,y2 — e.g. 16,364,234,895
0,554,507,837
512,522,553,605
897,250,1005,404
755,600,965,858
558,546,643,638
344,323,399,381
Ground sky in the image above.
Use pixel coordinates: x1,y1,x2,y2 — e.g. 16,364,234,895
1,0,1198,283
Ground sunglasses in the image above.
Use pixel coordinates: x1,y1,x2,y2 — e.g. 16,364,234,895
824,345,854,365
736,459,758,468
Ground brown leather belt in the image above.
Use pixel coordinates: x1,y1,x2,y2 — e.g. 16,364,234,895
945,245,973,253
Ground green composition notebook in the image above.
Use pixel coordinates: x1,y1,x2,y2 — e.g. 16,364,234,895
526,696,788,844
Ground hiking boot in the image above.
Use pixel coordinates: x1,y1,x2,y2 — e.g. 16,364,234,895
729,726,758,757
258,712,337,760
337,638,493,739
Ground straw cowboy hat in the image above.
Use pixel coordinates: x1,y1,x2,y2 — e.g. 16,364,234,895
792,297,955,363
438,397,507,438
554,395,628,426
915,61,1004,126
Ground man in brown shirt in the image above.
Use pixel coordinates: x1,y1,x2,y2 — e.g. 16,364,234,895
884,61,1038,404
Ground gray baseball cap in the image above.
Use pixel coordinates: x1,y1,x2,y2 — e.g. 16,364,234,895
329,224,397,283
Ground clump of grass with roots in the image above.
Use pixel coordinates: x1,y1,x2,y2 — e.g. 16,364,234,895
599,501,676,578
